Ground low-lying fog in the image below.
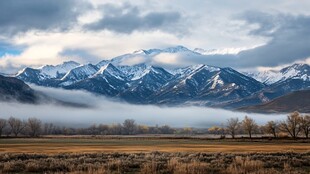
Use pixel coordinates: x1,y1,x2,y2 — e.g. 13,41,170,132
0,85,286,128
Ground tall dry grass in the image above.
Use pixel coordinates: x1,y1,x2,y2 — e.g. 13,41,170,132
0,152,309,173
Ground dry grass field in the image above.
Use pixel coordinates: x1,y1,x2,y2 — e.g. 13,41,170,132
0,137,309,173
0,137,309,154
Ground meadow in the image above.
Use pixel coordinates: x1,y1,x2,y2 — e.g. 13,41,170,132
0,136,310,154
0,137,309,173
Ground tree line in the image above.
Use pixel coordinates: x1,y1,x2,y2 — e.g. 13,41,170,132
0,111,309,138
210,111,309,139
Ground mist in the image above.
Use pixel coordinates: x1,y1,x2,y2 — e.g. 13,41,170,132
0,85,287,128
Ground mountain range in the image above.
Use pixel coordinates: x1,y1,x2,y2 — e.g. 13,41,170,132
6,46,310,111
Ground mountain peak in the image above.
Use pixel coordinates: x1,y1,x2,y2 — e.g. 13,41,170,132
133,49,148,54
244,63,310,84
39,61,80,78
95,63,125,80
163,45,191,53
60,63,98,82
281,63,309,72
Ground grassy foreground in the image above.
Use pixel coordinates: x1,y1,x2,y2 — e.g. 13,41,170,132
0,137,309,173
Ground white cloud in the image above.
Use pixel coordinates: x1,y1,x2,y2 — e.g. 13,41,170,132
153,53,179,65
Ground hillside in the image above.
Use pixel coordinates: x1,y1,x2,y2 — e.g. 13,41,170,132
239,90,310,113
0,75,38,103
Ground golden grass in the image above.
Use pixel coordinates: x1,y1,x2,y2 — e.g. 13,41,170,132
0,138,309,154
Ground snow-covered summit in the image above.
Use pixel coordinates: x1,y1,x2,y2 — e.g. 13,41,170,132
40,61,80,78
244,63,310,84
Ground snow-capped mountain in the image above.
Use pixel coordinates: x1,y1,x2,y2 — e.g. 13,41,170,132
244,63,310,84
119,65,174,102
151,65,265,106
226,63,310,108
60,64,99,86
40,61,80,78
117,63,148,80
11,46,310,109
16,61,80,86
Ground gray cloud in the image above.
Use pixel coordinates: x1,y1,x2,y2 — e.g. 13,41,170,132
86,3,182,34
60,49,102,64
236,12,310,67
181,12,310,68
0,0,90,35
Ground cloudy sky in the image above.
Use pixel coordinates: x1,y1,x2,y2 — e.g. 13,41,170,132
0,0,309,73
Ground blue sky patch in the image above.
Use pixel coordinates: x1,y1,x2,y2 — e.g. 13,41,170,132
0,42,23,57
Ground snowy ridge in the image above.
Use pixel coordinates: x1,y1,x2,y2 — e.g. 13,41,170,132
40,61,80,78
16,61,80,79
60,64,98,84
117,64,148,80
245,63,310,84
94,63,126,80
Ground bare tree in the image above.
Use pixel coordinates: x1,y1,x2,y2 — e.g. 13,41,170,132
242,116,258,139
300,115,310,138
0,118,7,137
27,117,42,137
109,124,122,135
159,125,174,134
280,112,302,139
98,124,109,135
264,121,279,138
8,117,26,137
123,119,137,135
226,118,240,139
208,126,224,135
89,124,99,135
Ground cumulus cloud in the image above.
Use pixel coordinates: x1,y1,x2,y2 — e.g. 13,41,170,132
0,85,285,127
85,3,183,34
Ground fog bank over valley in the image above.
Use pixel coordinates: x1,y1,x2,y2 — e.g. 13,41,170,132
0,85,286,128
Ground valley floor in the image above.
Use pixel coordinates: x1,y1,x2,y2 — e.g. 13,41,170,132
0,139,309,173
0,137,310,173
0,136,309,154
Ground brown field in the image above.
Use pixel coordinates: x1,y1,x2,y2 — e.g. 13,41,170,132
0,137,309,154
0,137,310,173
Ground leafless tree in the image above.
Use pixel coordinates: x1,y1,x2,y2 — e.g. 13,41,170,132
300,115,310,138
264,121,279,138
98,124,109,135
159,125,173,134
109,124,122,135
8,117,26,137
280,112,302,139
89,124,99,135
27,117,42,137
208,126,225,136
226,118,240,139
242,116,258,139
123,119,137,135
0,118,7,137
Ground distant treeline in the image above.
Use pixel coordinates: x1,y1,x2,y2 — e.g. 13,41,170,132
0,111,309,138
